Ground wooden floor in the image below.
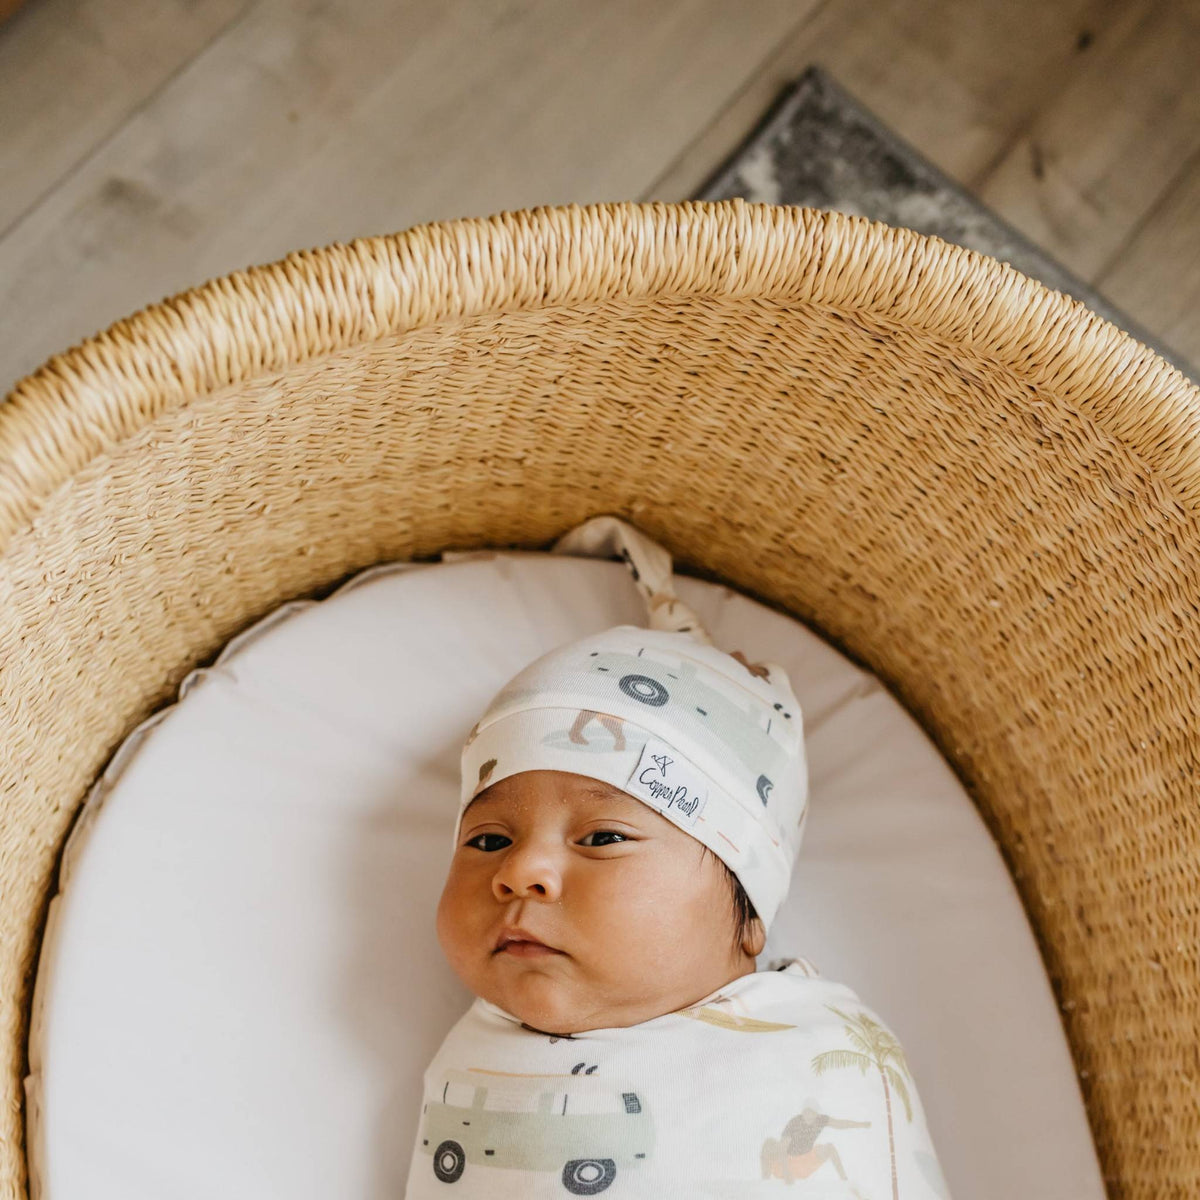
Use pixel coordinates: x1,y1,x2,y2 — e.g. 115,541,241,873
1,0,1198,393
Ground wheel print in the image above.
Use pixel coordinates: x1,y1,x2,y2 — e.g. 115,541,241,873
618,673,669,707
562,1158,617,1194
432,1139,465,1183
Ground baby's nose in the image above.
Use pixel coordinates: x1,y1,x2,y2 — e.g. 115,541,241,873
491,843,563,901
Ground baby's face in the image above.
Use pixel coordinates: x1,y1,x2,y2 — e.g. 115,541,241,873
436,769,761,1035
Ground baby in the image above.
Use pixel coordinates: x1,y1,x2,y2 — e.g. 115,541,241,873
405,520,950,1199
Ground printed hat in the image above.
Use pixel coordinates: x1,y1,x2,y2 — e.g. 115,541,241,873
454,517,809,932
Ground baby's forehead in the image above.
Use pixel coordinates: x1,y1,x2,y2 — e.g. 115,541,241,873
467,775,638,813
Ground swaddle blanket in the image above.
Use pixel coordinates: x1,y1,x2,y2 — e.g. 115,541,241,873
404,960,950,1200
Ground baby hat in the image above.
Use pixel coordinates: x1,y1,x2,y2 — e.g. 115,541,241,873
455,516,808,932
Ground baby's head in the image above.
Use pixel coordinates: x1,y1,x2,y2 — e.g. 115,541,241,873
436,625,808,1036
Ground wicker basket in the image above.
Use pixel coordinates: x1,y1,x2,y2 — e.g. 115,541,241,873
1,200,1196,1198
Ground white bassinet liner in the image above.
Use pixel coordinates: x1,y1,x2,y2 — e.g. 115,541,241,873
24,551,1105,1200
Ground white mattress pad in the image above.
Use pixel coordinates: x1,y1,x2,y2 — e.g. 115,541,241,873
25,551,1105,1200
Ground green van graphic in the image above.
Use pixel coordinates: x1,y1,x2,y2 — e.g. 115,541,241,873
419,1067,655,1194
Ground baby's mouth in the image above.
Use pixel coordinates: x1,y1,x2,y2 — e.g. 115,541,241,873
493,929,564,957
497,940,562,958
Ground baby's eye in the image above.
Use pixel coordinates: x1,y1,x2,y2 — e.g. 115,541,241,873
464,832,511,852
579,830,628,847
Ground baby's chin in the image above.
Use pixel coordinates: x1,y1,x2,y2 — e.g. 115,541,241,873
478,960,607,1035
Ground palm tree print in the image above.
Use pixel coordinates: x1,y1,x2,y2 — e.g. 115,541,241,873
812,1007,914,1200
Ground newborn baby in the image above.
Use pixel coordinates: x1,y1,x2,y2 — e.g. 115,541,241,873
404,519,949,1199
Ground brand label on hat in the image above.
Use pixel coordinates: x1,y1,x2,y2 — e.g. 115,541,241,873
626,737,709,827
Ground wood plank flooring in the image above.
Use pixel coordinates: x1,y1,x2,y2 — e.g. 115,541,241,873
1,0,1196,390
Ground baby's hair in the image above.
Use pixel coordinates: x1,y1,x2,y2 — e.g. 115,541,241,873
701,845,760,956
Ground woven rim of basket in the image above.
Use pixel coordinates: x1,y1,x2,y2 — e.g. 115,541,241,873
2,198,1198,552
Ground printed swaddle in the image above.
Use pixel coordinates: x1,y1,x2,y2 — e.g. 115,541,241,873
404,961,950,1199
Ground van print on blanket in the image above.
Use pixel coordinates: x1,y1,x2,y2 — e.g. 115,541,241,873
418,1068,655,1195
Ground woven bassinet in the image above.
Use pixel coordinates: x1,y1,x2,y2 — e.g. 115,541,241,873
1,199,1196,1198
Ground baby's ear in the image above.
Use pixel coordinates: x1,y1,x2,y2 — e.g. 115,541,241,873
743,916,766,958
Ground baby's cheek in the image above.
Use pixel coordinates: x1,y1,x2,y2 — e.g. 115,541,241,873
591,867,694,967
434,882,476,966
650,865,733,964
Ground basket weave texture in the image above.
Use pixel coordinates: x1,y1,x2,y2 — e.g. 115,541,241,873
1,200,1197,1199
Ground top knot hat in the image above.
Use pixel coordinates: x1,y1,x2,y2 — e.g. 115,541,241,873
456,517,809,931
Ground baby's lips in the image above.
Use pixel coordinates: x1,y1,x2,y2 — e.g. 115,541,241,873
493,925,562,953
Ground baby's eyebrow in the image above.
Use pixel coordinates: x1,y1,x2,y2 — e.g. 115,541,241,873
577,782,638,804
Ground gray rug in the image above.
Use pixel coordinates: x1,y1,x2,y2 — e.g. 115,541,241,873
694,67,1195,383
